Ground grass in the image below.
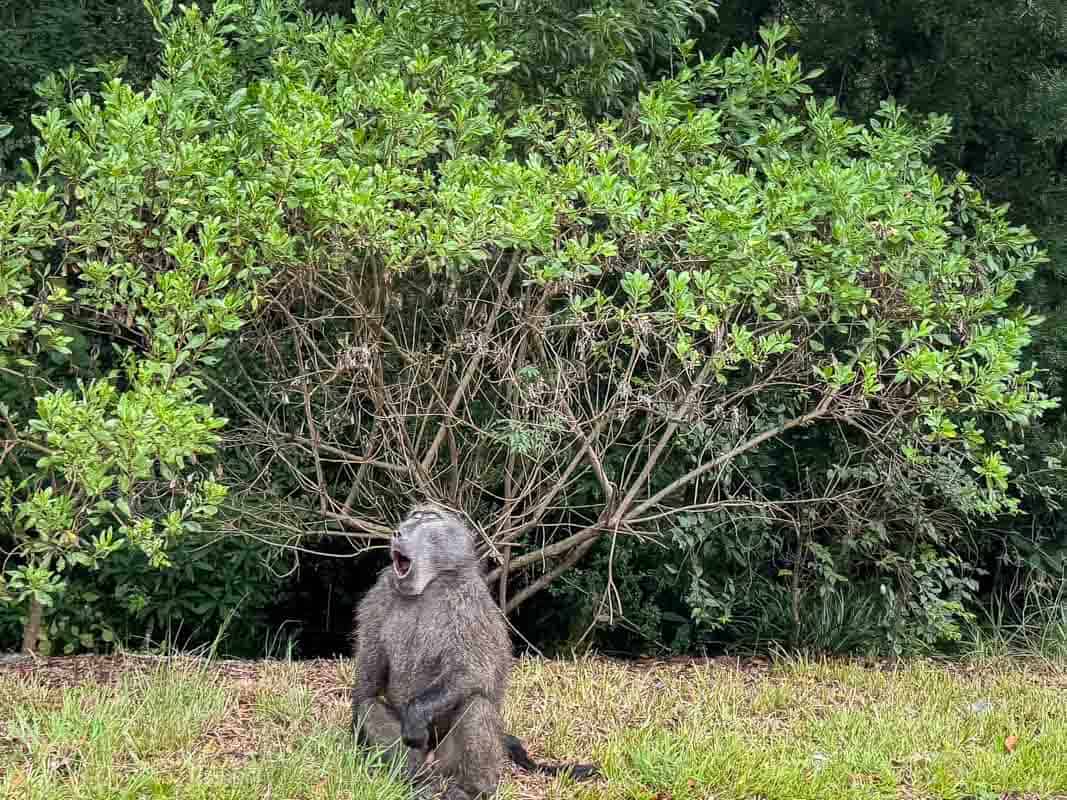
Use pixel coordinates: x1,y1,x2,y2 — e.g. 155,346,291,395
1,653,1065,799
961,583,1067,663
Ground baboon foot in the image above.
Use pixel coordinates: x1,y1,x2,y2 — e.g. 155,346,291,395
439,786,482,800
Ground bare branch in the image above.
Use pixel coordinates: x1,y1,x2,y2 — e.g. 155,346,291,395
613,359,714,523
504,532,601,613
295,337,328,514
318,510,394,538
491,414,613,548
626,392,836,522
498,544,512,608
486,520,604,582
420,252,521,476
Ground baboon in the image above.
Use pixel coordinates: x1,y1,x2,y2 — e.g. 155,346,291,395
350,503,598,799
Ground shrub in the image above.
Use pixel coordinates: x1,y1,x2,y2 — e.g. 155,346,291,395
0,1,246,652
1,0,1057,656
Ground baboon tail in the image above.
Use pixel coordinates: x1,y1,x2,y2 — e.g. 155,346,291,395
502,734,599,781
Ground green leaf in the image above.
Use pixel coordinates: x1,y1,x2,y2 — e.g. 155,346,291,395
224,88,247,115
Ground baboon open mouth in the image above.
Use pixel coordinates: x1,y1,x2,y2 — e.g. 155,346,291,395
392,551,412,578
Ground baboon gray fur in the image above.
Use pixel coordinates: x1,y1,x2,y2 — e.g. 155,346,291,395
350,502,597,799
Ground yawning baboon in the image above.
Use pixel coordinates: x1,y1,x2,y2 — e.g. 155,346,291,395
351,503,598,799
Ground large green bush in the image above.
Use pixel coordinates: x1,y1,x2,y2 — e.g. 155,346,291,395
0,0,1058,656
0,1,247,653
664,0,1067,655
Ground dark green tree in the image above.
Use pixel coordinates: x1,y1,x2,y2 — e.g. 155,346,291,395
0,0,166,177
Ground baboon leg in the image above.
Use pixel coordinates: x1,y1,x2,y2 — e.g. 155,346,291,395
432,695,504,800
354,695,444,794
405,745,441,789
352,698,405,762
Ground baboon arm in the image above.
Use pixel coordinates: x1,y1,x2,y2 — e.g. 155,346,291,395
355,652,387,704
351,635,391,749
407,676,476,717
353,624,389,707
397,667,487,749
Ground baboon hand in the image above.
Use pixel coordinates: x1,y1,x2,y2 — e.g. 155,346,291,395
400,709,430,751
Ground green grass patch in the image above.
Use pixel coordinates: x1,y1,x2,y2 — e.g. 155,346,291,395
1,655,1064,799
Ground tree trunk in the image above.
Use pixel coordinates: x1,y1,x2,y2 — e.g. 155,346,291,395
21,597,43,655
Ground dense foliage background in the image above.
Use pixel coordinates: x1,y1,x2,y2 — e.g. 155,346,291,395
1,0,1064,659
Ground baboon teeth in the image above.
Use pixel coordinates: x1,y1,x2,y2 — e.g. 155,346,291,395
392,552,412,578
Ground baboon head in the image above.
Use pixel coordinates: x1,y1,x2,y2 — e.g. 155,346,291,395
390,502,477,596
